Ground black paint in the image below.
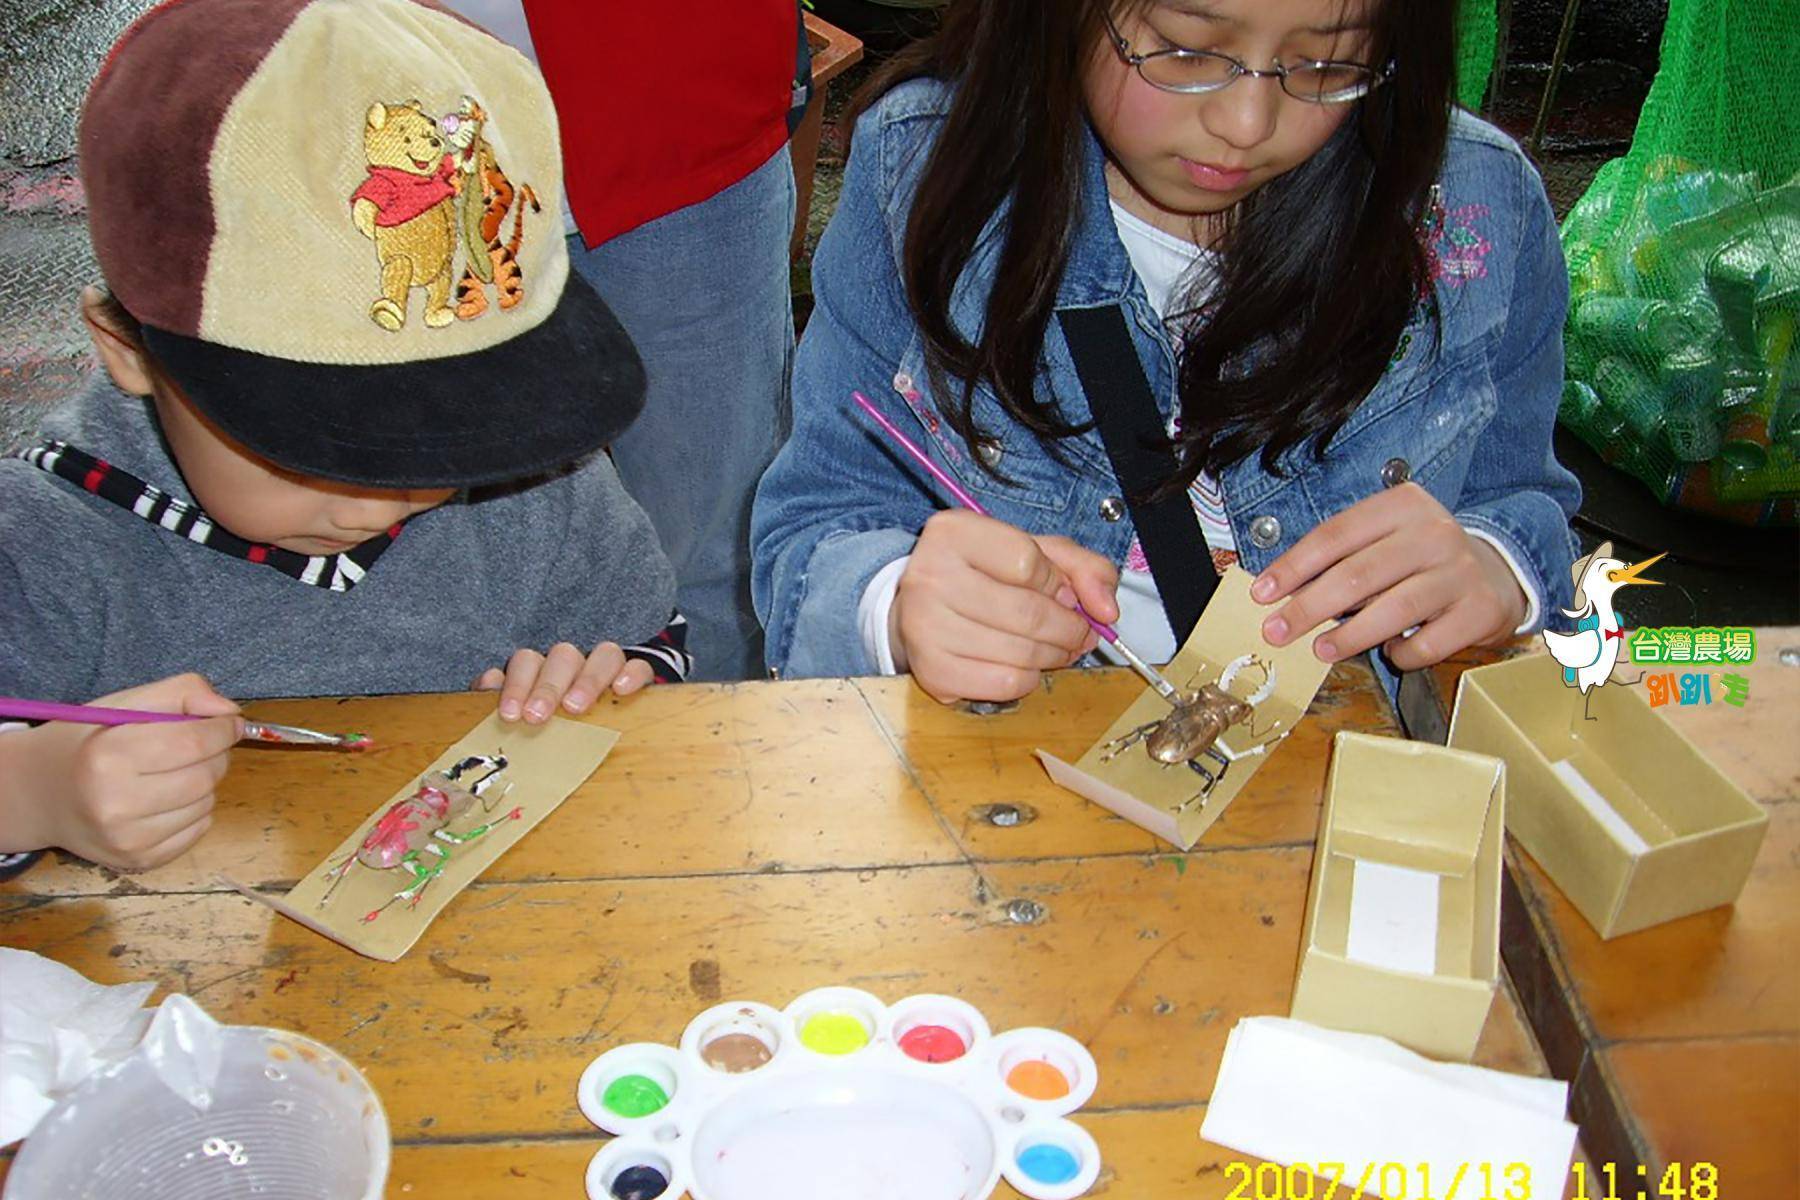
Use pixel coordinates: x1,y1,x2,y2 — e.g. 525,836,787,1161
610,1165,669,1200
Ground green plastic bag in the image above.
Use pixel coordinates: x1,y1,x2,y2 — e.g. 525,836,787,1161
1454,0,1498,112
1559,0,1800,524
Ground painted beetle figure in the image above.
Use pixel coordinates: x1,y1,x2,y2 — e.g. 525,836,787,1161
318,753,520,923
1101,655,1281,810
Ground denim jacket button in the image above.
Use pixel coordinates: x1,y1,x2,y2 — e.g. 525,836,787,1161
1381,457,1412,488
1099,496,1125,522
976,439,1003,468
1249,515,1282,549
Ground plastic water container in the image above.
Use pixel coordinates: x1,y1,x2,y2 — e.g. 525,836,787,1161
4,997,389,1200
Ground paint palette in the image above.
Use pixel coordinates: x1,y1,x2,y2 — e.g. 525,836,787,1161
576,987,1102,1200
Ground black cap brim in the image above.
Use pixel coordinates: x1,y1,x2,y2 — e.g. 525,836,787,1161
140,270,643,489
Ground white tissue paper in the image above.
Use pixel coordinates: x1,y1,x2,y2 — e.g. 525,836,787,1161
1201,1016,1578,1198
0,949,156,1146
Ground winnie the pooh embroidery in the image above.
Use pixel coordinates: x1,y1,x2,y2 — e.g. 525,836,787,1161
441,95,540,319
350,100,458,332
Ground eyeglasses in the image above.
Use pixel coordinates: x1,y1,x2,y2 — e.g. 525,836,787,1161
1102,11,1392,104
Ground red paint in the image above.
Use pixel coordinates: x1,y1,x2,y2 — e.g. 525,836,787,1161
898,1024,966,1063
273,968,299,992
248,545,269,563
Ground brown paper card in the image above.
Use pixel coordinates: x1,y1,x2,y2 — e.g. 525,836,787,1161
228,713,617,961
1036,565,1332,849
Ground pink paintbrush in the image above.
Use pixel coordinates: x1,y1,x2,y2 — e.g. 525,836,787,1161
852,390,1183,704
0,698,373,749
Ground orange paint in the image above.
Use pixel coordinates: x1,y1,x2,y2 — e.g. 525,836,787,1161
1005,1059,1070,1100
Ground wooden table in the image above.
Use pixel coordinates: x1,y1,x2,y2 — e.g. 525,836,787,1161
1,664,1560,1197
1422,629,1800,1200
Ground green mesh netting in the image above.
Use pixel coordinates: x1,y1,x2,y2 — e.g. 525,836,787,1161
1454,0,1498,111
1559,0,1800,525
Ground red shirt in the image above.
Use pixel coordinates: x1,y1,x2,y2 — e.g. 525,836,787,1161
523,1,800,247
349,158,458,226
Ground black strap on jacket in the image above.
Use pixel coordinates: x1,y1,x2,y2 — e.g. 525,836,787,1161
1057,306,1217,644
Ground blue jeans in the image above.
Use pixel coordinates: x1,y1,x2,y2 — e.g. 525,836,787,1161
569,144,796,681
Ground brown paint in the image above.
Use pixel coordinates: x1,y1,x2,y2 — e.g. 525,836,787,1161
701,1033,773,1074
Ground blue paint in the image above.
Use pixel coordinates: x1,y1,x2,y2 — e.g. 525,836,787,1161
610,1164,669,1200
1017,1143,1081,1185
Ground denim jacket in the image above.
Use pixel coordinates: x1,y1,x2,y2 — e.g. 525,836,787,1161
753,78,1581,679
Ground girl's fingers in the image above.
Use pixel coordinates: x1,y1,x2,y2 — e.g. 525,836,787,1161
566,642,627,712
471,667,506,692
1313,571,1456,662
1036,535,1121,624
522,642,588,723
938,565,1092,655
1254,483,1433,609
1262,532,1430,649
908,647,1038,706
610,659,655,696
497,648,545,721
1383,595,1506,671
934,608,1088,673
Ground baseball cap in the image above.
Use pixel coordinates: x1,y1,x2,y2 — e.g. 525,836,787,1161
78,0,644,489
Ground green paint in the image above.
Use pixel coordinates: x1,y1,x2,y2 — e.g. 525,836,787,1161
601,1073,670,1118
799,1011,870,1055
1164,855,1188,877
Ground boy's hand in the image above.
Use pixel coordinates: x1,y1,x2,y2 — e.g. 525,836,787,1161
1,674,239,871
890,509,1116,705
1252,483,1528,671
473,642,653,723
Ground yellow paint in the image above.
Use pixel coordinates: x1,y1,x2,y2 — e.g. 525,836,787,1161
799,1011,869,1055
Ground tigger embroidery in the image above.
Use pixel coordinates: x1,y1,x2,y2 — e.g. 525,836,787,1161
442,96,540,320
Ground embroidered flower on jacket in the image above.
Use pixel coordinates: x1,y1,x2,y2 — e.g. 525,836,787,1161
1425,201,1493,286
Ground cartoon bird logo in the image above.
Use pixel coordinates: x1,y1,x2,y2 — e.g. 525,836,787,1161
1541,541,1665,720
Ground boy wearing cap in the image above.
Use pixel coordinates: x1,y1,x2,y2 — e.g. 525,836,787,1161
0,0,689,872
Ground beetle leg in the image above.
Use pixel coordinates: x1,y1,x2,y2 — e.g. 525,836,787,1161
1213,737,1270,763
1100,722,1158,761
316,853,358,909
361,849,446,923
1203,744,1230,773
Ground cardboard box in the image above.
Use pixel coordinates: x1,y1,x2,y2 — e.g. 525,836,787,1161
1290,732,1504,1062
1037,565,1332,850
1448,653,1768,939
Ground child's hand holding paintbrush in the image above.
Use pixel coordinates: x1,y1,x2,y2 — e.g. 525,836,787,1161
0,674,241,871
0,675,368,872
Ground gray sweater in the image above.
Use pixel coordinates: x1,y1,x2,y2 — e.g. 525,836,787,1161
0,381,678,701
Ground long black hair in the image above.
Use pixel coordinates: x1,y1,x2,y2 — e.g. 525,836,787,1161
858,0,1456,491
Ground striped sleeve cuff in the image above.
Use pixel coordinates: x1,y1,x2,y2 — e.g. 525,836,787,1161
621,611,694,683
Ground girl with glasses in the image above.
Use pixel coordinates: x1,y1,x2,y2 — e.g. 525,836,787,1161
753,0,1581,705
